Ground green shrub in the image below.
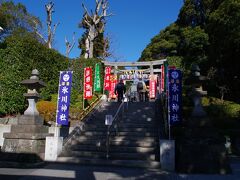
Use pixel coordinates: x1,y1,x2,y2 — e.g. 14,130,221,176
202,96,210,106
204,97,240,119
202,97,240,129
37,101,57,123
0,31,67,115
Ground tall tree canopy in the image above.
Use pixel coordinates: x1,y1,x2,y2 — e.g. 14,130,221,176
0,1,41,39
140,0,240,101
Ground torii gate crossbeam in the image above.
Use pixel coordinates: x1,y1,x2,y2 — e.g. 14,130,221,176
102,59,167,67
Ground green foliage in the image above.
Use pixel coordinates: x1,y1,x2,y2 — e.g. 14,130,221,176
0,1,41,39
140,23,180,61
167,56,184,70
93,32,105,58
69,58,104,113
71,57,104,93
179,26,209,69
140,0,240,101
204,97,240,119
78,32,106,59
206,0,240,101
202,97,240,129
0,30,67,115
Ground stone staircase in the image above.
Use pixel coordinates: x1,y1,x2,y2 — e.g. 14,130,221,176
57,101,160,168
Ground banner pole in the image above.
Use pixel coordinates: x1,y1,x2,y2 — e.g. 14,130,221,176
55,71,61,127
103,65,105,96
83,68,85,111
166,66,171,140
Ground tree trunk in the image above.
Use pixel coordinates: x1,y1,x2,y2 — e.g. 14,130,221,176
47,27,52,49
84,37,90,58
89,39,94,58
87,25,96,58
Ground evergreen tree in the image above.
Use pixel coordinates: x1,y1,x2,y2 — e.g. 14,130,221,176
0,1,41,40
139,0,240,101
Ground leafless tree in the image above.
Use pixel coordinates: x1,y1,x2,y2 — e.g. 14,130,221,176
81,0,112,59
45,2,59,49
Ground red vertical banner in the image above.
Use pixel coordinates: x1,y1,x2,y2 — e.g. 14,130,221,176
149,75,157,99
104,66,111,91
84,67,93,99
109,75,117,99
161,65,165,93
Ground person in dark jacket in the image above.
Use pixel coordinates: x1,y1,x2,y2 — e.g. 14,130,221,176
114,79,126,102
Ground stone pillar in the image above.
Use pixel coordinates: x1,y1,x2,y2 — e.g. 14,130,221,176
114,65,118,76
150,64,154,75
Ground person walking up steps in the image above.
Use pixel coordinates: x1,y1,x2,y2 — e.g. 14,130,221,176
137,80,147,102
114,79,126,102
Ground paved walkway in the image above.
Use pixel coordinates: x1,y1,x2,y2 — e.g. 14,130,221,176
0,162,240,180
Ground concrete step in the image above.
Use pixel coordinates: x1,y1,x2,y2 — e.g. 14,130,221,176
70,139,105,147
121,118,156,122
83,124,111,129
73,135,156,142
70,144,156,153
67,137,157,150
80,131,157,137
60,150,156,161
117,123,156,128
118,127,157,132
69,136,105,142
70,138,156,147
110,139,157,147
110,135,157,142
56,157,161,169
10,125,48,133
60,150,106,159
85,123,157,129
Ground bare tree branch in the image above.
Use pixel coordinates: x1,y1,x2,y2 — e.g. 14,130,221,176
52,22,60,40
82,3,91,17
33,19,47,43
95,0,103,14
83,15,92,27
65,32,76,58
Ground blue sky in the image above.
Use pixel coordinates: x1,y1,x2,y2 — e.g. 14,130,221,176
13,0,183,61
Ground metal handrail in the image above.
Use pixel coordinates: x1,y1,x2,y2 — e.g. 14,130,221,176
106,89,130,159
63,96,104,146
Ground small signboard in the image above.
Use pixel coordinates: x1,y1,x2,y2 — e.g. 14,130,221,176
105,115,113,126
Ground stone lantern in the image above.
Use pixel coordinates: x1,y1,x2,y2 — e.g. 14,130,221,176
2,70,52,161
178,65,230,173
21,69,45,117
189,64,207,118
